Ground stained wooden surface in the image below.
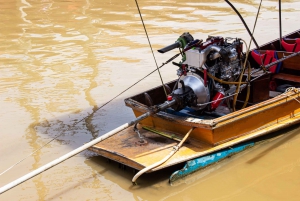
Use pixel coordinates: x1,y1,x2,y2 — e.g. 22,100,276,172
90,124,210,171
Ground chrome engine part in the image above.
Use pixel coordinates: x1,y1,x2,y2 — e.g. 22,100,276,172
178,72,210,110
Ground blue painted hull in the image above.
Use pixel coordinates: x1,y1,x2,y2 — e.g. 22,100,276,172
169,141,255,183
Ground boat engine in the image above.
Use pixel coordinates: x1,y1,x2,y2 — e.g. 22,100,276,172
158,33,244,112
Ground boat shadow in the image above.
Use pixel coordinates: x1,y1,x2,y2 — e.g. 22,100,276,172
85,154,185,188
29,96,136,150
246,124,300,164
46,154,185,200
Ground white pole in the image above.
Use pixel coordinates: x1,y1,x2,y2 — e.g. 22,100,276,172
0,123,130,194
0,100,175,194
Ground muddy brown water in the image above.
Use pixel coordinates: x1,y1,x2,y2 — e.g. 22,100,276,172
1,0,300,200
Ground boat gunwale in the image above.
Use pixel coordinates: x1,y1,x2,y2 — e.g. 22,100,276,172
151,114,300,171
214,90,300,125
125,88,300,128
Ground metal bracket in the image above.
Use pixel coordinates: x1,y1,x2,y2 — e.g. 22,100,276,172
134,123,147,144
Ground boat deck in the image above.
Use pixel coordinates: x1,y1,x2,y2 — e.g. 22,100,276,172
90,124,208,171
90,112,300,172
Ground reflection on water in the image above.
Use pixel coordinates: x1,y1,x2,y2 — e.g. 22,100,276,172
0,0,300,200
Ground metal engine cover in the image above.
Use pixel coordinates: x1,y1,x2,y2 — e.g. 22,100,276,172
178,72,210,110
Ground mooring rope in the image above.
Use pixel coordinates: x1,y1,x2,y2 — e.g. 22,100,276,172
2,0,184,177
224,0,259,49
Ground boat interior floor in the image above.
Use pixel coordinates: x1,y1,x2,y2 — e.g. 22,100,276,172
90,124,213,171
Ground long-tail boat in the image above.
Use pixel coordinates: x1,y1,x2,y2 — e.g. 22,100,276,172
1,1,300,195
89,25,300,182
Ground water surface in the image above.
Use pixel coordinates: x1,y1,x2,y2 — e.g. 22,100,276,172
1,0,300,200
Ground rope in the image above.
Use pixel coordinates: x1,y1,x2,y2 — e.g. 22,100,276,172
249,0,266,71
0,51,180,177
250,51,300,83
279,87,300,104
134,0,168,97
233,0,262,111
132,127,194,184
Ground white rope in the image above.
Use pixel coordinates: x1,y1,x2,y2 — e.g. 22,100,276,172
280,87,300,104
132,127,194,184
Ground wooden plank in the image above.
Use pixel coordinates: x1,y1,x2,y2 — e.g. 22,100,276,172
273,73,300,83
277,51,300,70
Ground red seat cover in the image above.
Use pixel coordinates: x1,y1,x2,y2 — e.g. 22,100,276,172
281,38,300,52
251,50,278,73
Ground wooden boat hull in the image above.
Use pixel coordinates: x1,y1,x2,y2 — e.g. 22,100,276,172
90,29,300,176
90,98,300,172
169,140,255,183
125,84,300,146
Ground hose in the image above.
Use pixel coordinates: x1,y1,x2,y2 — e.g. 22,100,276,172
241,61,252,109
232,65,246,111
233,39,251,111
201,70,247,85
224,0,259,49
132,127,194,184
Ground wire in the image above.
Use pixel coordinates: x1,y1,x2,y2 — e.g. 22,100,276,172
134,0,168,97
224,0,259,49
232,0,262,111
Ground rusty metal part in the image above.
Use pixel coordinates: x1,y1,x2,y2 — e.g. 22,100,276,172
164,84,172,95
